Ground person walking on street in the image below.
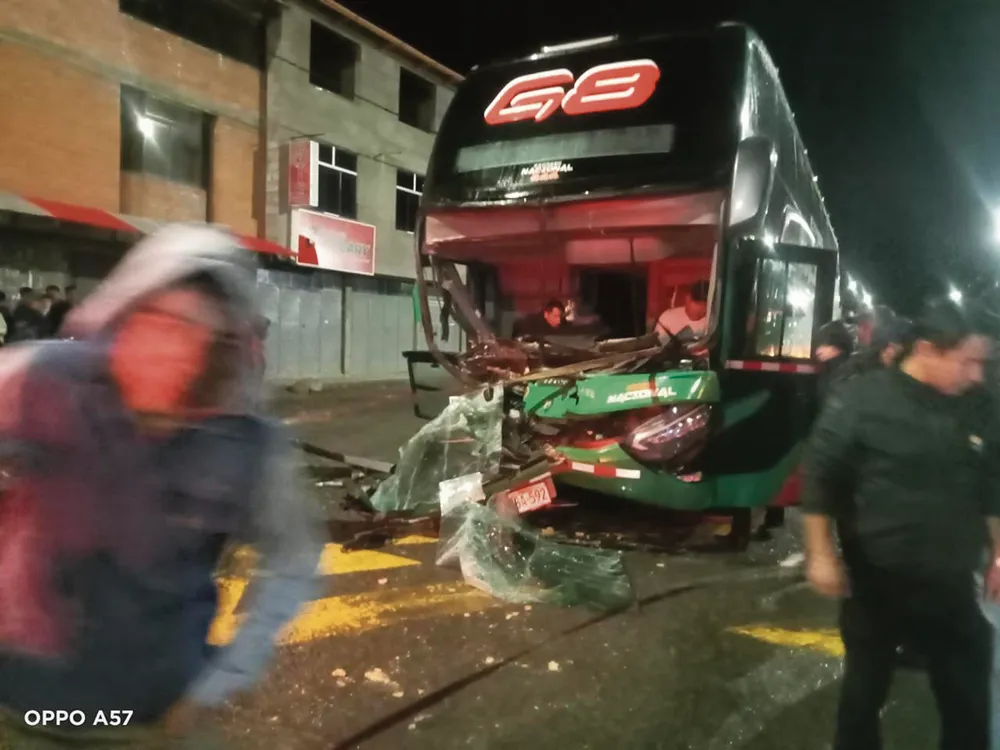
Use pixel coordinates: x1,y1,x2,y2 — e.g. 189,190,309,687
0,292,12,342
7,288,47,343
46,284,75,337
837,307,912,382
854,304,894,349
802,298,1000,750
814,319,855,399
0,225,326,748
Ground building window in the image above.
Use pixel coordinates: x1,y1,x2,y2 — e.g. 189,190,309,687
317,143,358,219
395,170,424,232
119,0,262,70
310,22,358,98
121,87,211,188
399,69,436,131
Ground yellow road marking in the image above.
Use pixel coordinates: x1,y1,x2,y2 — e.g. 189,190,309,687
729,625,844,657
226,542,421,578
209,581,494,646
280,582,494,644
208,576,249,646
318,543,421,575
391,534,438,546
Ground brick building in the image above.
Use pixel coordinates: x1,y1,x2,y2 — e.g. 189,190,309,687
0,0,461,382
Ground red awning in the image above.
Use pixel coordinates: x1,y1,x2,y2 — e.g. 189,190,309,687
0,192,293,258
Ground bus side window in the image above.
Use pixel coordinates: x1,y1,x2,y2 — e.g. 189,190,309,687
729,239,836,362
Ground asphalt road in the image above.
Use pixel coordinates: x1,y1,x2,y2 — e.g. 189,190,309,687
208,383,943,750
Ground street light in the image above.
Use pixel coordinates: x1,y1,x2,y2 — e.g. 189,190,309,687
949,287,963,304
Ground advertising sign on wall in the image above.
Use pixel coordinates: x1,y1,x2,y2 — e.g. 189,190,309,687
286,139,315,208
290,208,376,276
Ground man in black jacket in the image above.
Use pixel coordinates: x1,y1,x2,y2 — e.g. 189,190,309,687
836,308,912,382
46,283,75,336
814,319,855,399
8,288,48,343
802,298,1000,750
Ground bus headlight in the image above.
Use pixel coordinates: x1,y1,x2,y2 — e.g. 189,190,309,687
622,404,712,468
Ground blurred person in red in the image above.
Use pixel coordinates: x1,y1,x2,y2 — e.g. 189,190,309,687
0,224,325,747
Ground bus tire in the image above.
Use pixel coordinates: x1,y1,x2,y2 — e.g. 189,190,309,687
764,507,785,529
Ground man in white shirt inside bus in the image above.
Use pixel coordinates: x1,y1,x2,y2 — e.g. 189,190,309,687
654,280,710,341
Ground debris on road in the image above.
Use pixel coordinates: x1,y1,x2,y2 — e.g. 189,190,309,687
369,389,502,515
331,668,347,678
364,668,401,693
548,661,561,672
308,388,636,611
436,479,634,612
779,551,806,568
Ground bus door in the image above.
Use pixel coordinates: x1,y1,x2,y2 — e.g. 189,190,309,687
707,236,839,472
404,278,461,419
723,236,838,373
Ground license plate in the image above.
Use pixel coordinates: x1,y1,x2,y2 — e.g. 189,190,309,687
508,478,556,514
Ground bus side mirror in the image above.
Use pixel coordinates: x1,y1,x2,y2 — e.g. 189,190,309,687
728,136,776,232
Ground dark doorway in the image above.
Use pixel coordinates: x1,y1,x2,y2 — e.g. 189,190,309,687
578,269,647,339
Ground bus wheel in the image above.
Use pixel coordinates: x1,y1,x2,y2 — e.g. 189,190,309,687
764,507,786,529
728,509,752,551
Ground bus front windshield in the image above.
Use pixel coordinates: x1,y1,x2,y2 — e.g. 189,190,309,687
418,191,724,374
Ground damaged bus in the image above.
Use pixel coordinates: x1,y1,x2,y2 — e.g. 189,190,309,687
410,24,842,545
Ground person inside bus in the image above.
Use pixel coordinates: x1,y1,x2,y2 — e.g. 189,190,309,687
654,280,709,341
512,299,565,339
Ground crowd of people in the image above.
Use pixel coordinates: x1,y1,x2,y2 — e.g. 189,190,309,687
0,285,75,345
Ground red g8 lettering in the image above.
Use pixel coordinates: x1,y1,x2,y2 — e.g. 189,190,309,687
483,70,574,125
561,60,661,116
483,59,660,125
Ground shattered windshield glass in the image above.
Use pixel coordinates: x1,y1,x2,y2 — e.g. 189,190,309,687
369,389,504,515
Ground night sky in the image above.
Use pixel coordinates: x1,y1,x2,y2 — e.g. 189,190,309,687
341,0,1000,314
